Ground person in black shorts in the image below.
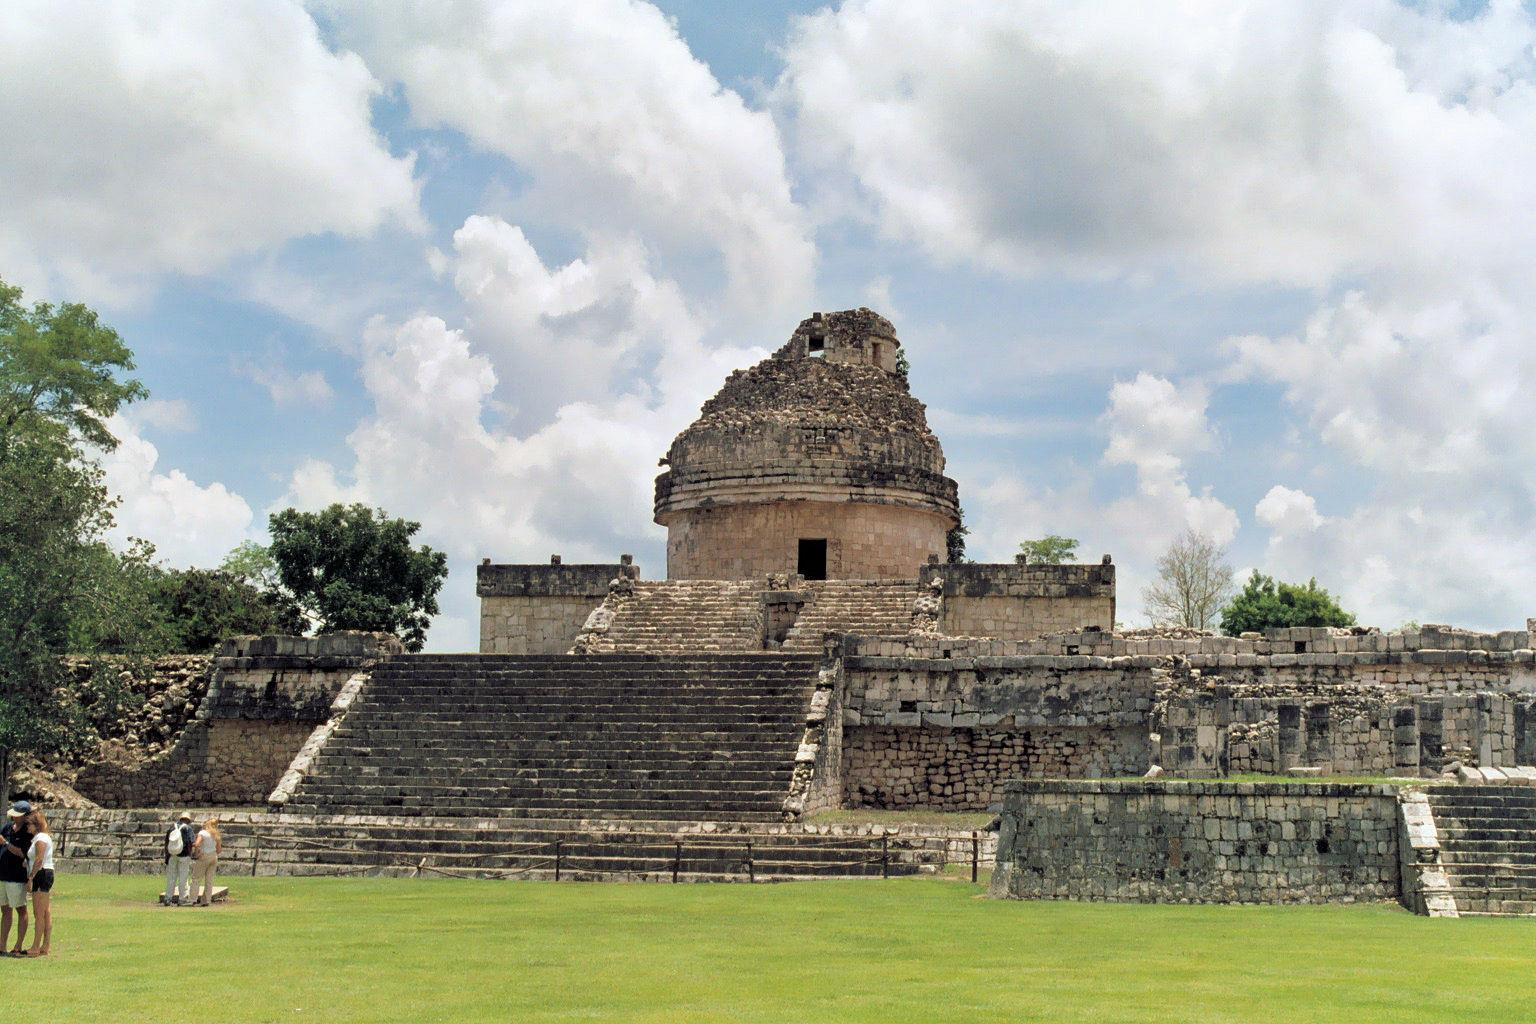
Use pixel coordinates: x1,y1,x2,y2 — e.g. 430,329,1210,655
0,801,31,957
23,811,53,957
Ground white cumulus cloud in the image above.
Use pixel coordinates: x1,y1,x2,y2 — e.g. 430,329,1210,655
322,0,812,315
278,218,769,650
1255,485,1324,536
0,0,420,300
100,414,255,567
779,0,1536,286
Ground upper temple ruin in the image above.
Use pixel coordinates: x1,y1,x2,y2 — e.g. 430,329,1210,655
48,310,1536,915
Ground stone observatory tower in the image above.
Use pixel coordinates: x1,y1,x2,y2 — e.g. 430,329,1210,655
654,308,960,580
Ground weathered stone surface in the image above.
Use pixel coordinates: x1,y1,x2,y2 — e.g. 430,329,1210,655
989,780,1401,905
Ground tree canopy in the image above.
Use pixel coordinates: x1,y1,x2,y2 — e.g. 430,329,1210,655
268,504,448,651
946,507,970,564
1219,571,1356,635
1141,530,1234,630
1018,535,1078,565
0,276,150,778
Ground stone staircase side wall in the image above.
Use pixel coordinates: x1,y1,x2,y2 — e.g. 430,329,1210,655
73,633,400,808
1397,790,1458,917
786,659,844,818
267,672,371,809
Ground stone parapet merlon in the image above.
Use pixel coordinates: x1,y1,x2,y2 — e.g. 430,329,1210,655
476,559,639,598
919,561,1115,599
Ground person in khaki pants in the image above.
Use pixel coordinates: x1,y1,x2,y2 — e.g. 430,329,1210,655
190,818,221,906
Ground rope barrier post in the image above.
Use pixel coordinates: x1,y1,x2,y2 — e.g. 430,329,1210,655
971,831,979,884
746,840,754,883
673,840,681,884
251,841,260,877
554,840,562,882
881,834,889,880
116,833,125,876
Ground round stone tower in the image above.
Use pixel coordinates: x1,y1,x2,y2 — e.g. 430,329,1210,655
654,309,960,581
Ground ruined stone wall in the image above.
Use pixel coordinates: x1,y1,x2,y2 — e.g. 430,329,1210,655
838,634,1157,808
844,725,1147,809
476,562,633,654
921,562,1116,641
665,500,948,581
833,628,1536,799
74,633,399,807
990,780,1401,904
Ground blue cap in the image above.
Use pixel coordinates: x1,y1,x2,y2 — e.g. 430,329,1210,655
6,801,30,819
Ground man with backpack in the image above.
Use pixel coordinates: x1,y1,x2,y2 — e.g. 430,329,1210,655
163,812,195,906
1,802,32,952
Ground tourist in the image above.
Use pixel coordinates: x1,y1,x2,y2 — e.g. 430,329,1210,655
23,811,53,958
190,817,221,907
163,812,195,906
0,801,31,956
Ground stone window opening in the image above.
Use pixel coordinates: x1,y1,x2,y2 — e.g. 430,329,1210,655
798,538,828,580
807,336,826,358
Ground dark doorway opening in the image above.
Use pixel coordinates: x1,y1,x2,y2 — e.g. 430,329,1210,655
798,539,828,580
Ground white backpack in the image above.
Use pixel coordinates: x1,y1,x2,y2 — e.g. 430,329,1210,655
166,825,185,856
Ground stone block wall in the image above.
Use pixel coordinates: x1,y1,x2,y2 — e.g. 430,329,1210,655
837,634,1157,808
920,562,1115,641
477,562,634,654
663,499,948,581
844,725,1148,809
989,780,1401,904
74,633,400,807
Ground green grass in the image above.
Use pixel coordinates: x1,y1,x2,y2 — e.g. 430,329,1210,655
14,875,1536,1022
806,807,995,828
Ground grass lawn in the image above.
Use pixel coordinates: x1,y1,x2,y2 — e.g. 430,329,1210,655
806,807,995,828
12,874,1534,1023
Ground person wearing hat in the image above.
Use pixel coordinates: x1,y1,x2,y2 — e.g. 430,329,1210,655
1,801,32,954
163,812,196,906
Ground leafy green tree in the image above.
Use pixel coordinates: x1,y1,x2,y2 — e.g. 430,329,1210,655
221,540,284,592
65,539,176,656
946,517,970,564
1018,535,1078,565
153,566,306,654
0,276,150,792
268,504,448,651
1219,571,1356,635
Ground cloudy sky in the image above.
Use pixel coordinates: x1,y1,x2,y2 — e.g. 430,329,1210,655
4,0,1535,649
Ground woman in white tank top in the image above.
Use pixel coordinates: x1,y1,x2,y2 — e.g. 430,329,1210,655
23,811,52,957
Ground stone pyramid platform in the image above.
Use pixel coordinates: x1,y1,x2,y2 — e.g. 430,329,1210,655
281,652,821,822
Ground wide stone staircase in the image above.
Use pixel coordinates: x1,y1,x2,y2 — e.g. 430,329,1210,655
283,653,816,822
783,580,917,650
1426,786,1536,916
600,582,766,652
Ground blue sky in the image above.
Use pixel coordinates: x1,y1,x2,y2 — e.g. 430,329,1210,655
4,0,1535,650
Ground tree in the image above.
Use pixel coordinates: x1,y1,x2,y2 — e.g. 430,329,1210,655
1141,529,1235,630
945,505,971,563
1018,535,1078,565
1219,571,1355,635
268,504,448,651
153,566,306,654
0,276,150,793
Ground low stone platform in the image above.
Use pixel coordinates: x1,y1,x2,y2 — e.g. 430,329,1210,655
158,885,227,905
46,808,990,883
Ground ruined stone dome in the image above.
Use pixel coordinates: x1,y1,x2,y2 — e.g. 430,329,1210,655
653,309,960,525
